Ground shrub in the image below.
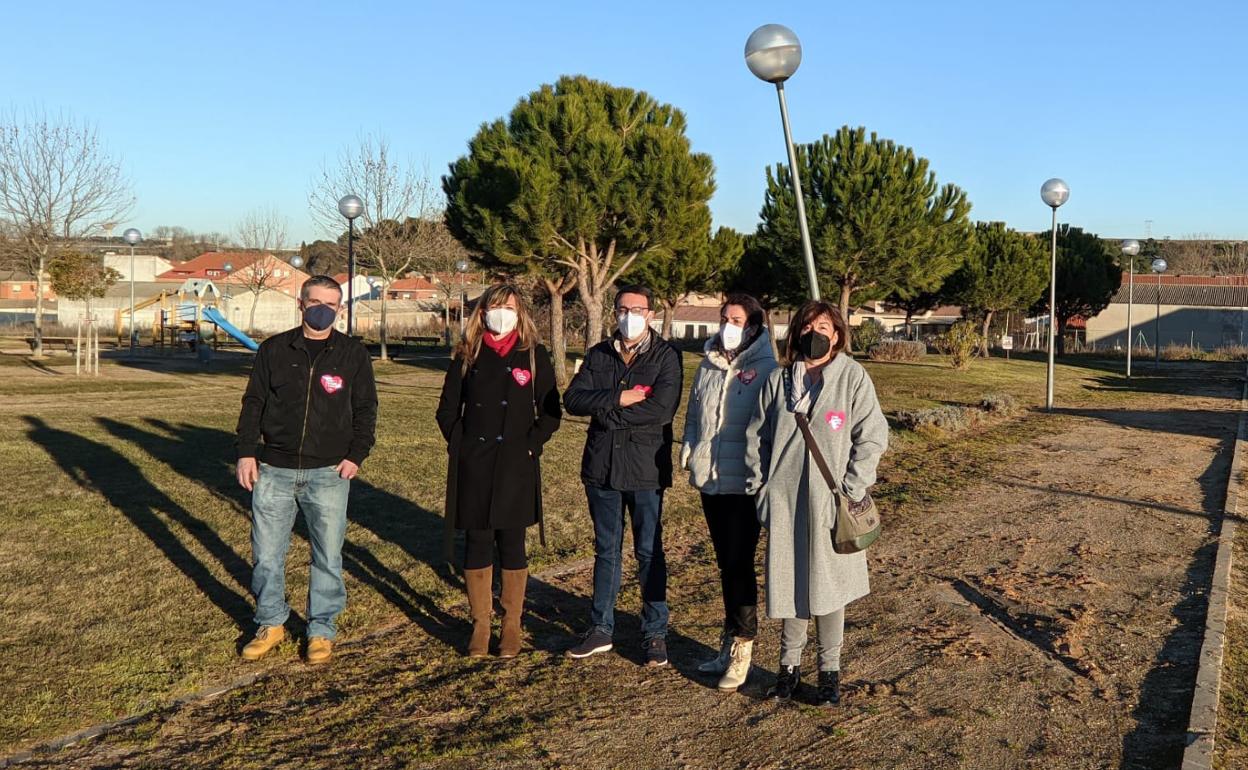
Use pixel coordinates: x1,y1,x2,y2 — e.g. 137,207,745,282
868,339,927,362
980,392,1019,415
1159,343,1207,361
896,405,977,435
853,319,884,351
935,321,981,370
1214,345,1248,361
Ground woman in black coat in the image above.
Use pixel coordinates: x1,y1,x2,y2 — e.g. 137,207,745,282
435,283,561,658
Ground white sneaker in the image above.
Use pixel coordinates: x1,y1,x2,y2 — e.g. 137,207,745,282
697,632,733,674
717,638,754,691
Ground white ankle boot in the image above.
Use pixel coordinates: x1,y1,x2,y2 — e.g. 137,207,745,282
717,638,753,691
698,632,733,674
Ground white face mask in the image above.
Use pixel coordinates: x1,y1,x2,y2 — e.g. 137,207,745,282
617,311,649,341
720,323,745,351
485,307,518,335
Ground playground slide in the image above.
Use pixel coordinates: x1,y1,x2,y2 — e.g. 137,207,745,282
202,307,260,351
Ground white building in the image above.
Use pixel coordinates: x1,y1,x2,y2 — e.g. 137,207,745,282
102,253,174,282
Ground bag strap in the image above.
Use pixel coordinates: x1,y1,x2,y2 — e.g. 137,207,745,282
529,344,546,548
530,346,539,420
795,412,841,500
784,367,841,500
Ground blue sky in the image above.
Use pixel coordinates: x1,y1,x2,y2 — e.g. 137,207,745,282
7,0,1246,244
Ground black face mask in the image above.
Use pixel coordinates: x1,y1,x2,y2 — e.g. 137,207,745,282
303,304,337,332
798,330,831,360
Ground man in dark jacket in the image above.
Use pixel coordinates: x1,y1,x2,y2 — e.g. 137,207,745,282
234,275,377,665
563,284,683,667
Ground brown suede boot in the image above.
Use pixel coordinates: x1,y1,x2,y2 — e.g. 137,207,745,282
464,566,493,657
498,568,528,659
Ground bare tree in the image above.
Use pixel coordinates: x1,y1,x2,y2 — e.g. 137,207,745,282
0,109,133,356
418,221,475,339
233,206,291,334
309,134,442,360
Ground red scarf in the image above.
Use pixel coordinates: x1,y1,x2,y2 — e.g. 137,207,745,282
482,330,518,359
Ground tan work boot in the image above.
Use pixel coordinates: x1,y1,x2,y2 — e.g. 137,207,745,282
498,568,528,659
306,636,333,665
464,566,493,657
241,625,286,661
717,638,754,692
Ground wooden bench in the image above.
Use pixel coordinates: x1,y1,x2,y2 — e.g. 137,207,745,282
401,335,444,349
24,336,120,353
26,336,77,352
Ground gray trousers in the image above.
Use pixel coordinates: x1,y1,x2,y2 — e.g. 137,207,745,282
779,608,845,671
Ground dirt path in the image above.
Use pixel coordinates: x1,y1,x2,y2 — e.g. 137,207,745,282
18,376,1240,769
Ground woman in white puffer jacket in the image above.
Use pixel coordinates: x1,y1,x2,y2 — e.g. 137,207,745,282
680,293,777,692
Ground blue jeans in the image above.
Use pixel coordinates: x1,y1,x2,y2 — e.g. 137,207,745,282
251,463,350,640
586,485,669,639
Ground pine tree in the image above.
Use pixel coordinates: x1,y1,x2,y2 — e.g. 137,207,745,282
444,76,715,374
948,222,1049,355
754,125,972,350
630,226,743,338
1030,224,1121,355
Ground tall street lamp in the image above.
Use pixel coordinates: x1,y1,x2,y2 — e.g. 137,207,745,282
455,259,470,335
1121,239,1140,379
338,194,364,336
123,228,142,355
1152,257,1168,366
1040,178,1070,411
746,24,819,300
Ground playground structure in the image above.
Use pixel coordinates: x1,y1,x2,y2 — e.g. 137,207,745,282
116,279,259,353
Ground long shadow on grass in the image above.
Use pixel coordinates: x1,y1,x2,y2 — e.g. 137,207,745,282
92,419,719,681
23,416,255,630
93,417,463,648
1119,415,1235,768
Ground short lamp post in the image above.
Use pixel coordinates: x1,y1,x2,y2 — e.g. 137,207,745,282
122,228,142,355
1152,257,1168,366
1120,240,1140,379
338,194,364,336
745,24,819,300
1040,178,1070,411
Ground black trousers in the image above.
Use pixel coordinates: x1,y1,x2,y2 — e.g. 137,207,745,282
701,492,761,639
463,527,527,570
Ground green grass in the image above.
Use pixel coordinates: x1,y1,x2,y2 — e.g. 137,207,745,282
0,349,1239,753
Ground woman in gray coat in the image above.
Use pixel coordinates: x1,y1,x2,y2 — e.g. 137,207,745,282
745,299,888,707
680,293,777,692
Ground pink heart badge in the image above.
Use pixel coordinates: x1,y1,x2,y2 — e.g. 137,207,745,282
825,410,846,431
738,368,757,385
512,368,532,386
320,374,344,394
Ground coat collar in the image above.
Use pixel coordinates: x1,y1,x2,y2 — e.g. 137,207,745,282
287,327,342,351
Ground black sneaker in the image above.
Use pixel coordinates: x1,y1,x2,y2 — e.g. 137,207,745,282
815,670,840,707
566,629,613,659
644,636,668,668
768,665,800,701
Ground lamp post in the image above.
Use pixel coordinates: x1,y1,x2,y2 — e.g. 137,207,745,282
746,24,819,300
338,194,364,336
454,259,470,335
222,262,234,329
1152,257,1168,366
1120,240,1140,379
122,228,142,354
1040,178,1070,411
